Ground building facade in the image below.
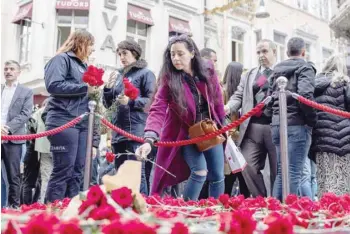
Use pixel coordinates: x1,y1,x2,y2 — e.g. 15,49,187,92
1,0,340,103
329,0,350,71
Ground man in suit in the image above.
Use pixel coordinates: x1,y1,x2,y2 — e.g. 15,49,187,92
1,60,33,208
224,39,277,198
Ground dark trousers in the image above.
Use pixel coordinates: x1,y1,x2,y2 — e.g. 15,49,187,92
45,127,88,203
91,154,100,185
21,142,41,205
240,123,277,197
1,143,22,207
113,141,148,195
1,161,8,208
199,172,249,198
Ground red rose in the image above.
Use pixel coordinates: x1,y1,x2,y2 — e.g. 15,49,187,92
106,152,116,163
171,222,189,234
111,187,133,208
83,65,104,87
57,219,83,234
78,199,95,215
89,204,120,221
87,185,108,206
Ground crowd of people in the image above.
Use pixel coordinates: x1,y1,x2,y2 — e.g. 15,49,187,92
1,30,349,209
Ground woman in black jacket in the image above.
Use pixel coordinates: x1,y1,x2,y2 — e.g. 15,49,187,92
312,55,350,197
44,30,98,203
103,39,156,195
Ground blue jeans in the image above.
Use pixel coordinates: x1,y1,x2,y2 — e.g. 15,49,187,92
271,125,312,201
299,157,318,199
182,144,225,201
45,127,88,203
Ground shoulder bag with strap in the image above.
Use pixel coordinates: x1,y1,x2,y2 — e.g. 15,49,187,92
188,85,226,152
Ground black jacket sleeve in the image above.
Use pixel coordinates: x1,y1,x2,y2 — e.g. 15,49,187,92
296,65,317,126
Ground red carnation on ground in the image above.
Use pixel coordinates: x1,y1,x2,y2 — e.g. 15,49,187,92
123,78,139,100
171,222,189,234
83,65,104,87
105,152,116,163
101,220,124,234
3,221,17,234
111,187,134,208
264,212,293,234
57,219,83,234
24,213,59,234
219,194,230,206
89,204,120,221
87,185,108,206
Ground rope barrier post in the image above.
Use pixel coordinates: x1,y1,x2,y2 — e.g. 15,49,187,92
83,100,97,191
276,76,290,202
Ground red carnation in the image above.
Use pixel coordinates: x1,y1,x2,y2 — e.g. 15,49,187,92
171,222,189,234
219,194,230,206
24,213,59,234
111,187,133,208
86,185,108,206
89,204,120,221
105,152,116,163
264,213,293,234
57,219,83,234
3,221,17,234
123,78,139,100
83,65,104,87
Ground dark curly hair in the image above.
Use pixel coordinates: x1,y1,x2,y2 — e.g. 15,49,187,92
158,34,215,112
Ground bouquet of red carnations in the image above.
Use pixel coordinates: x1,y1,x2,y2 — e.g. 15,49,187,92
82,65,105,87
122,78,139,100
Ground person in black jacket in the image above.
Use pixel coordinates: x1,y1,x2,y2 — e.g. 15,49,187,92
44,30,99,203
266,37,317,201
311,55,350,196
103,39,156,195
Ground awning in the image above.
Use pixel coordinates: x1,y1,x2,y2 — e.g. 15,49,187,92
12,2,33,24
56,0,90,10
169,17,191,34
127,4,154,26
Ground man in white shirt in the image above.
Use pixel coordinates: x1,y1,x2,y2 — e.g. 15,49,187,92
1,60,33,208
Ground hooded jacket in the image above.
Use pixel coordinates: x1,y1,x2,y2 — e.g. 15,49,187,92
311,73,350,157
265,58,317,127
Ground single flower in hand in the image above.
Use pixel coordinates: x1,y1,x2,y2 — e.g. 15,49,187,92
83,65,104,87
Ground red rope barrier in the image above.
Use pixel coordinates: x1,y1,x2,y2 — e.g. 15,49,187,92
100,101,267,147
1,114,86,141
295,94,350,119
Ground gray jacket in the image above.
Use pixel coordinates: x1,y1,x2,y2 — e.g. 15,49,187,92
1,84,34,144
226,67,259,146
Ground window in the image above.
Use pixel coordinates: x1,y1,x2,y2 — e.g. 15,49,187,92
231,27,244,64
255,30,262,45
19,20,31,64
305,42,311,61
322,48,333,64
319,0,330,20
126,20,148,59
273,32,286,62
297,0,309,10
56,10,89,49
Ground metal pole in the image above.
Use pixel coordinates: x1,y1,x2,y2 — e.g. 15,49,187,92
276,76,290,201
83,100,97,191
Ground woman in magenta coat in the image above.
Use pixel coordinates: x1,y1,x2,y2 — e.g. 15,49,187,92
136,35,226,201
